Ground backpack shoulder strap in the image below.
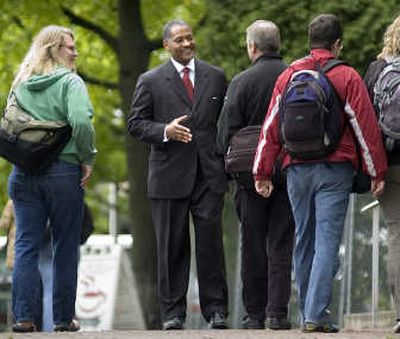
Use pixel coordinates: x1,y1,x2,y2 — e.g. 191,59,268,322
321,59,348,74
374,61,400,111
378,61,400,79
320,59,347,125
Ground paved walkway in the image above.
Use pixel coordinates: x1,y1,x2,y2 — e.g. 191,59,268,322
1,328,397,339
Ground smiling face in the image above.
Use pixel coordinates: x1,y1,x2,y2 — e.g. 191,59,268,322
163,24,196,65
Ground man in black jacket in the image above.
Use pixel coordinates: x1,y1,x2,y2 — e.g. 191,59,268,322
217,20,294,330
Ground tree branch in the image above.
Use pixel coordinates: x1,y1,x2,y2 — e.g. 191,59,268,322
147,38,163,52
11,16,25,29
61,6,118,53
78,71,118,90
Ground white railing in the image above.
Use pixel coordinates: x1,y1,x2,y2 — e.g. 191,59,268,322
360,200,380,327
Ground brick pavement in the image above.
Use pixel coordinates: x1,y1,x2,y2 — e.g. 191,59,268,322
0,329,397,339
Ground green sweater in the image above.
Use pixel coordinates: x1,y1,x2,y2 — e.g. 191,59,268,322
15,67,96,165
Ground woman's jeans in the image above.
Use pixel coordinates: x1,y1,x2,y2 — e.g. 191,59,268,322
8,160,83,326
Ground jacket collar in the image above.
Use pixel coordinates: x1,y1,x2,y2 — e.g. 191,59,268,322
170,58,195,78
309,49,336,63
253,52,282,65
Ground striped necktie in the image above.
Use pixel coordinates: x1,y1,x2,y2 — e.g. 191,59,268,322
182,67,194,102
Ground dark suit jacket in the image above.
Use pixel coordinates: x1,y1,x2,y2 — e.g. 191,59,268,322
128,59,228,199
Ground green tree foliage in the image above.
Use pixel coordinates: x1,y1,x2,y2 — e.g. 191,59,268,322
198,0,399,78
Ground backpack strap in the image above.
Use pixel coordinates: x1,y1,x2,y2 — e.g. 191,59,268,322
321,58,348,73
320,58,349,139
374,61,400,117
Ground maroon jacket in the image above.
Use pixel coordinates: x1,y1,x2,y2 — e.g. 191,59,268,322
253,49,387,181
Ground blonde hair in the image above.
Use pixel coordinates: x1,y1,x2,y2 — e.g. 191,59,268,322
378,15,400,60
12,25,75,88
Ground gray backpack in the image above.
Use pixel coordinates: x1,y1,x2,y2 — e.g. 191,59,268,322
373,60,400,151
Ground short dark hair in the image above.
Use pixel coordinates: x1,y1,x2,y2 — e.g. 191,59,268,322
308,14,342,49
163,19,190,40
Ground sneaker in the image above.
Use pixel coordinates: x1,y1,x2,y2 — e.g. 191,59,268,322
209,312,228,329
54,319,80,332
393,320,400,333
302,321,339,333
242,316,265,329
267,317,291,330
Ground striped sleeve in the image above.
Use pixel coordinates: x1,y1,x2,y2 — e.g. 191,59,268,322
253,71,289,180
344,70,387,180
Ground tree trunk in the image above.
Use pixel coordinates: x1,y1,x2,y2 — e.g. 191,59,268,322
118,0,160,329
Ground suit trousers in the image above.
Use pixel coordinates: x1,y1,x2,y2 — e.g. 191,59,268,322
151,169,228,322
234,181,294,321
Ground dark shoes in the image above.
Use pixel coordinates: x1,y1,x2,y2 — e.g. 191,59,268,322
12,320,37,333
209,312,228,329
162,316,184,330
241,316,291,330
267,317,291,330
242,316,265,329
54,319,80,332
302,321,339,333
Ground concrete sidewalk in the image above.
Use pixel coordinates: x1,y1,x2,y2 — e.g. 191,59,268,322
0,328,397,339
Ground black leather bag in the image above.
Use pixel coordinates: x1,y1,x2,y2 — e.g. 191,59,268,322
351,144,371,194
0,93,72,174
224,125,262,174
351,169,371,194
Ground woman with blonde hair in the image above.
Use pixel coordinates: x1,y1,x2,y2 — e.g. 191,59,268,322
364,15,400,333
8,25,96,333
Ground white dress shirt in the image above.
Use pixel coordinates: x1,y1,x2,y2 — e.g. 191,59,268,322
163,58,195,142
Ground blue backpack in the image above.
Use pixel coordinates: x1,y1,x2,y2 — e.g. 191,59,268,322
279,59,346,159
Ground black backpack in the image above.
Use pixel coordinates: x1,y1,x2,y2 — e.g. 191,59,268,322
279,58,346,159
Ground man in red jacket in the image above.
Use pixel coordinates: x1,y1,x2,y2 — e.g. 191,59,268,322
253,14,387,333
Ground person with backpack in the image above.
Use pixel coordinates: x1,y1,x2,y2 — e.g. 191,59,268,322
217,20,294,330
8,25,96,333
253,14,387,333
364,15,400,333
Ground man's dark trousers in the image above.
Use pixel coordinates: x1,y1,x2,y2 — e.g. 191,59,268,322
234,179,294,321
151,166,228,322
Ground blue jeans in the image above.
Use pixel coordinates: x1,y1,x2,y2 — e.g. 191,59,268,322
286,162,353,325
8,160,83,326
38,229,53,332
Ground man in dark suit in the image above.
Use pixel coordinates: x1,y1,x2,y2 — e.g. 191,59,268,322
127,19,228,330
217,20,294,330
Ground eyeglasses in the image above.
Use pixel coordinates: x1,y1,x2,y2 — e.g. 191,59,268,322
335,39,343,51
60,44,77,53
